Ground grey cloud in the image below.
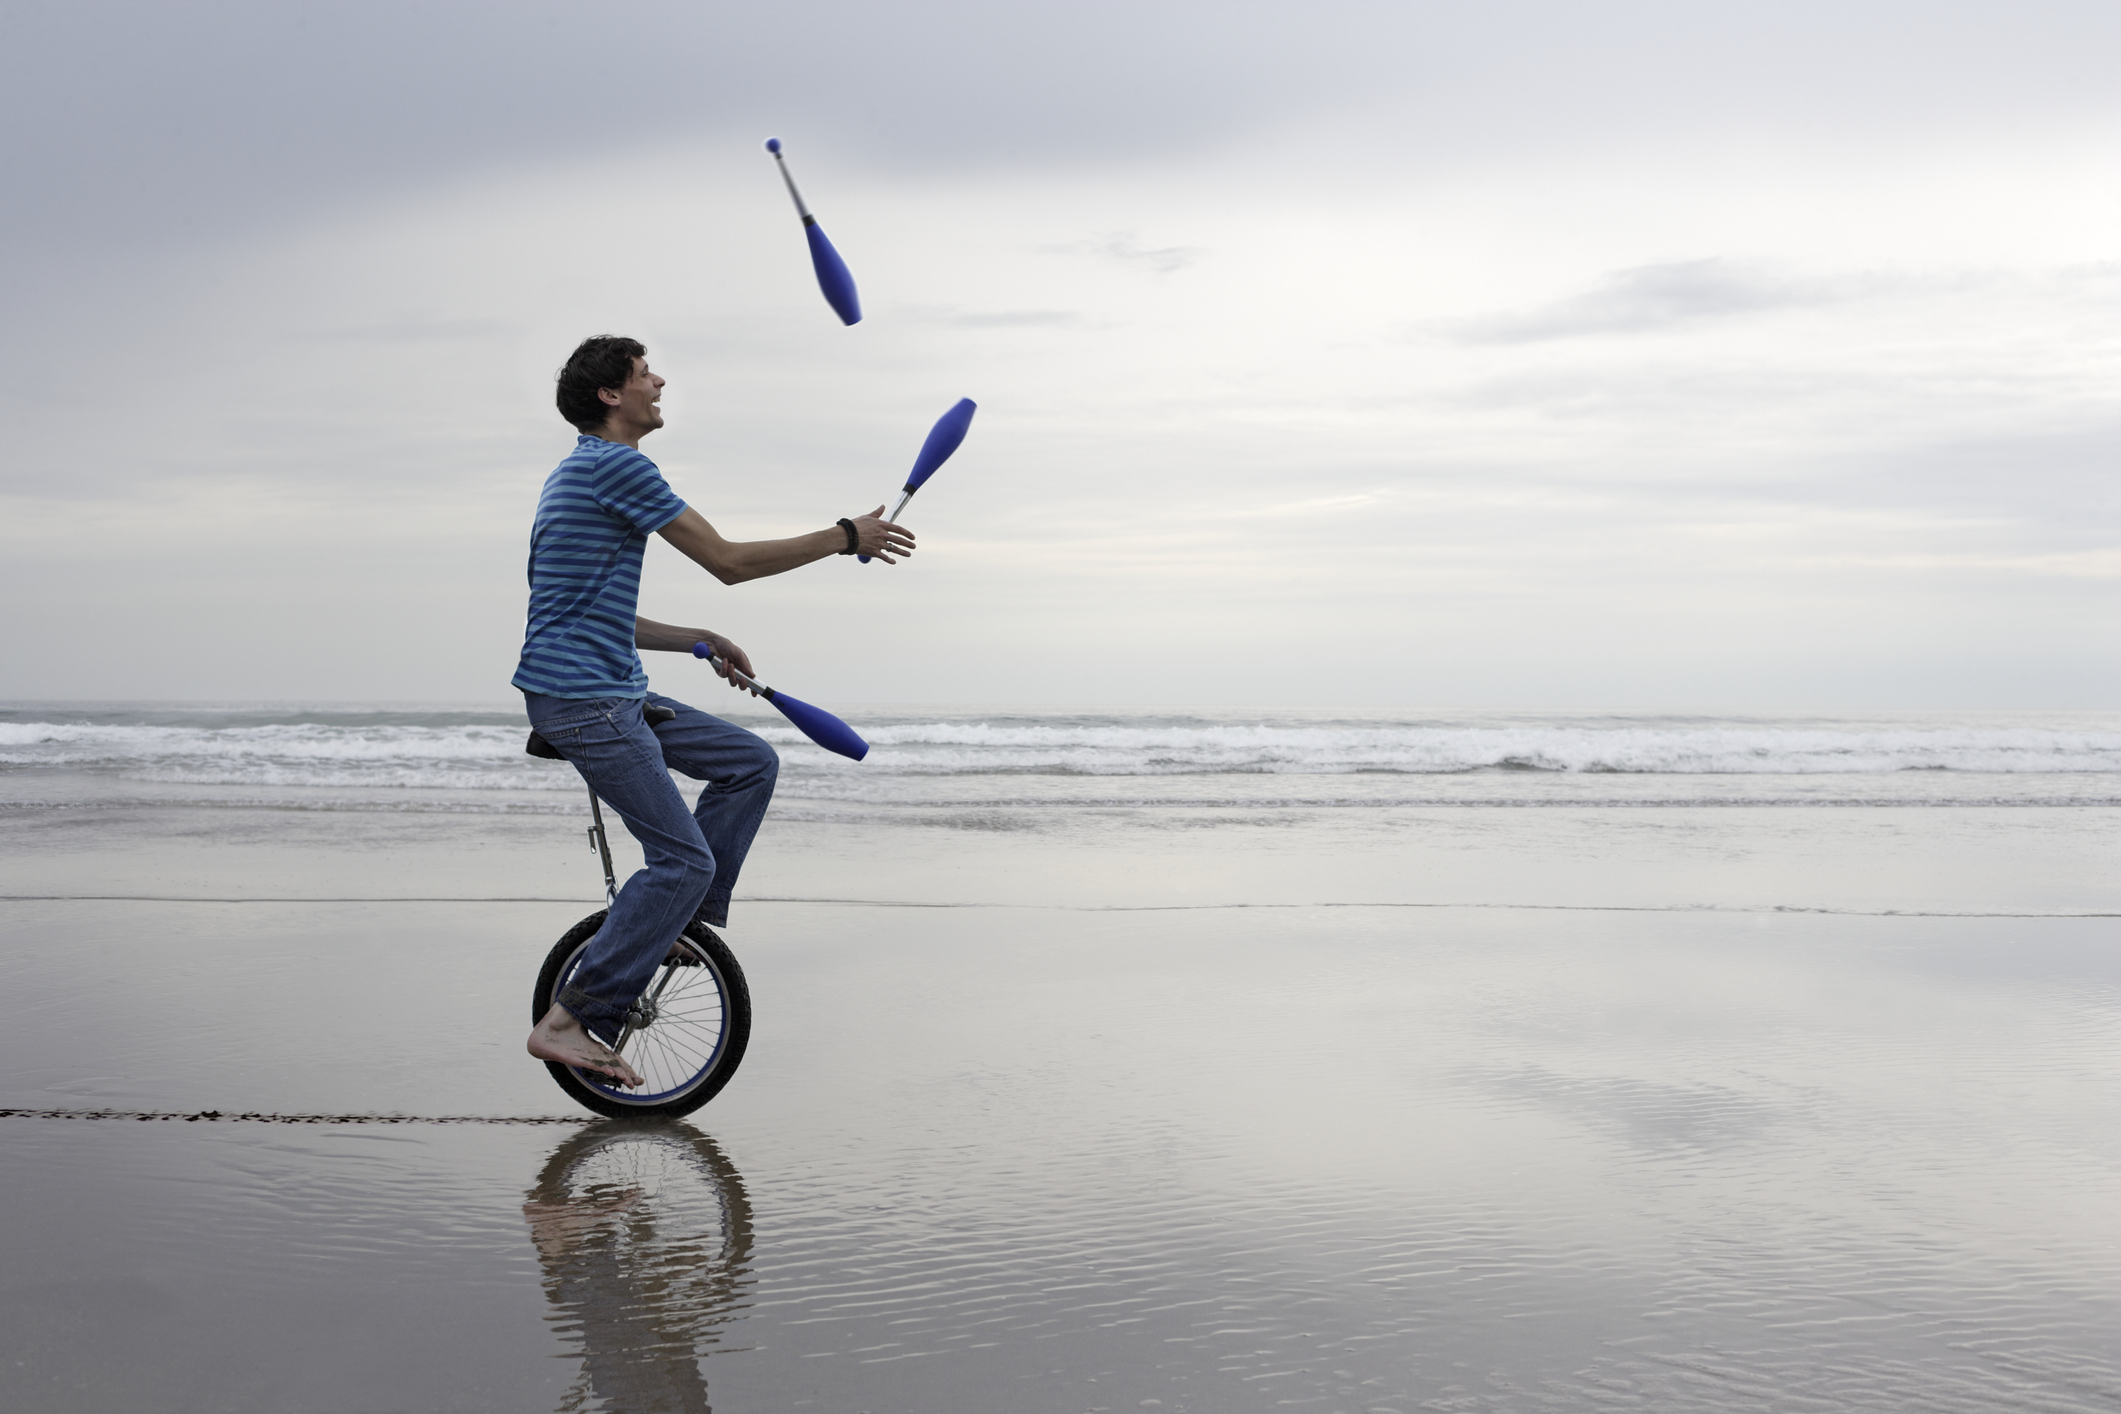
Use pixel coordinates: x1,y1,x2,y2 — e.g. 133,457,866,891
6,1,2117,267
293,318,519,344
901,308,1085,329
0,0,1386,261
1830,422,2121,540
1427,361,1867,418
1449,261,1850,343
1084,234,1205,275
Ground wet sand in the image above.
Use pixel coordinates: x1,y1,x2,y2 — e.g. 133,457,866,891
2,803,2117,1412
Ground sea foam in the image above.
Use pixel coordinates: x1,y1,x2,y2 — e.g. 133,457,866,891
2,712,2117,792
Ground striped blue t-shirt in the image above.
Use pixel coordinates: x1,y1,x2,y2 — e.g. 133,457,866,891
512,436,688,699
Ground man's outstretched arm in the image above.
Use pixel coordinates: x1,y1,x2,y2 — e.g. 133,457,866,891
657,505,914,585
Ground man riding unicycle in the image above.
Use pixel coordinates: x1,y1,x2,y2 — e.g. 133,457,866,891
516,336,913,1089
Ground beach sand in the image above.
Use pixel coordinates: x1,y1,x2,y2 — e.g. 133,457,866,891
2,791,2117,1413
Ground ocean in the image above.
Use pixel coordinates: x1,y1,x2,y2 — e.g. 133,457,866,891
5,701,2117,812
3,701,2116,1412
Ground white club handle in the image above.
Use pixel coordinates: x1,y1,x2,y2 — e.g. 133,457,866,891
695,645,766,697
770,152,814,222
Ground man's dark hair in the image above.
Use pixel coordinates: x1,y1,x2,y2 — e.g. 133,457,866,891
555,336,646,432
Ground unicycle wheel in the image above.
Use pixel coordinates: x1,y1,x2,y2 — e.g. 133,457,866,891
533,911,752,1119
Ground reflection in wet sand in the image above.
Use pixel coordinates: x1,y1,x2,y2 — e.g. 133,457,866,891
524,1121,754,1414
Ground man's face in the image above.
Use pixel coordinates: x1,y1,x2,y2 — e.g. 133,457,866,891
599,357,666,434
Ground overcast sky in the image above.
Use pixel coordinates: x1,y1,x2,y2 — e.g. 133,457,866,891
2,0,2115,708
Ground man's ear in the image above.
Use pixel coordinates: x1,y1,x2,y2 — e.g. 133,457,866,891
598,387,624,407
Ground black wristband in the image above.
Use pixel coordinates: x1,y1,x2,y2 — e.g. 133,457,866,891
836,517,859,555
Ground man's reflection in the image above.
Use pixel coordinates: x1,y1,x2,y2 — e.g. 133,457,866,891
525,1120,755,1414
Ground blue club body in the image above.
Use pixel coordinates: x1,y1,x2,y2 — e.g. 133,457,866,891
692,643,869,761
762,688,869,762
858,398,979,563
804,222,862,326
905,398,977,492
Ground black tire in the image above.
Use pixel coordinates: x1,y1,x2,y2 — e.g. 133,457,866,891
533,911,752,1119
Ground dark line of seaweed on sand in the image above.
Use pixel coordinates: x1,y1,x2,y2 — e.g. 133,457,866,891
1,895,2111,917
0,1108,587,1125
5,796,2118,815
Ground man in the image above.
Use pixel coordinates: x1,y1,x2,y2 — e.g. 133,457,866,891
518,335,913,1087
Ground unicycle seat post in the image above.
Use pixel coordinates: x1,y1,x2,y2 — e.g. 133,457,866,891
586,787,618,903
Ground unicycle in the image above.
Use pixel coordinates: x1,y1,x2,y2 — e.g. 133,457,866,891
528,718,752,1120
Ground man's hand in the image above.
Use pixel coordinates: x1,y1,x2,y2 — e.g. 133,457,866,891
851,505,917,564
698,633,759,694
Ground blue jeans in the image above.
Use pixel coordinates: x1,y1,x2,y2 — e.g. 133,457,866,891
524,691,779,1044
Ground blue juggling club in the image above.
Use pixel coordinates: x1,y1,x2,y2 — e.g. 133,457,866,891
859,397,978,563
764,137,861,326
692,643,869,762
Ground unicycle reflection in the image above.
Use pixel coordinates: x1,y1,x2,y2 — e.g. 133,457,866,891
524,1121,755,1414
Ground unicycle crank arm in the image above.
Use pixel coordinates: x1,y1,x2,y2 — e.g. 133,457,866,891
607,951,686,1062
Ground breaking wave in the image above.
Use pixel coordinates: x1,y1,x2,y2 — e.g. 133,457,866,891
2,711,2117,793
810,722,2121,776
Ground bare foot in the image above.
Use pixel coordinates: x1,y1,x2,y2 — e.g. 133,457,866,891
527,1002,643,1088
